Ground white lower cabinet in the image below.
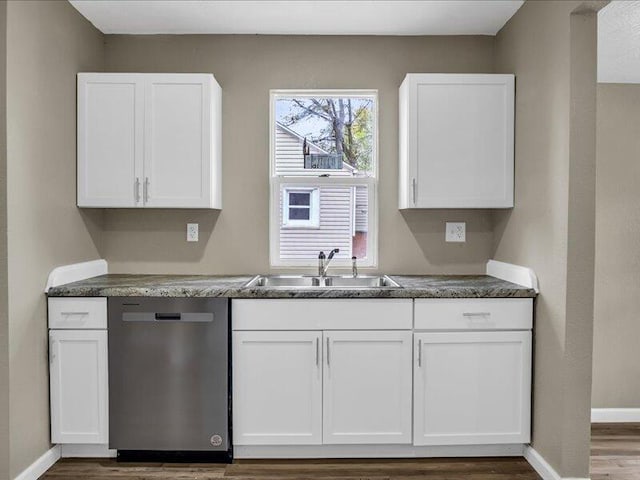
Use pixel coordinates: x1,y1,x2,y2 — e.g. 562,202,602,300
231,299,415,447
413,331,531,446
49,329,109,444
323,331,412,444
232,331,323,445
233,329,413,446
231,298,533,454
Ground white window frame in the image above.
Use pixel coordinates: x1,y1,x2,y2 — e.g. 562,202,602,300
269,89,378,268
282,187,320,228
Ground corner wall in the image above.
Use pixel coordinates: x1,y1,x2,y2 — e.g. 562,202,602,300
592,83,640,408
493,1,600,477
0,1,8,478
6,1,104,476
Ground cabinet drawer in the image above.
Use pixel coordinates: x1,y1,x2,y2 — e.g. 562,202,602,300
48,297,107,329
414,298,532,330
232,299,413,330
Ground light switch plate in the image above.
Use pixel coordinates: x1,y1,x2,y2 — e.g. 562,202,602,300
446,222,466,243
187,223,199,242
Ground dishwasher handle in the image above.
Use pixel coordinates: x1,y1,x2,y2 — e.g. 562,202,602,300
155,313,182,321
122,312,214,323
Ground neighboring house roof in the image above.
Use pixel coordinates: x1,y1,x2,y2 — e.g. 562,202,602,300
276,122,328,154
275,122,356,172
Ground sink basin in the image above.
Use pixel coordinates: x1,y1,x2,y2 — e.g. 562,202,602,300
243,275,401,289
323,276,400,288
244,275,322,288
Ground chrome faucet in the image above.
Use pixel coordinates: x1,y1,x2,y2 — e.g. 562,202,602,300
352,256,358,278
318,248,339,277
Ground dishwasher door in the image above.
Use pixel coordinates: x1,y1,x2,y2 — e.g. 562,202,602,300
108,297,229,454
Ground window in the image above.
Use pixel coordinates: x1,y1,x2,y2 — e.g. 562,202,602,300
270,90,378,267
282,188,319,228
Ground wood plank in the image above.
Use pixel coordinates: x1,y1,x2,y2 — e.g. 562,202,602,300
41,457,541,480
591,423,640,479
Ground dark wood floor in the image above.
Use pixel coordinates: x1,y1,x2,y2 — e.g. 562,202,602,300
40,424,640,480
591,423,640,480
42,457,542,479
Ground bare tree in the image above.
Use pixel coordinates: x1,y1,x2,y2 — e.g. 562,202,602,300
282,98,372,170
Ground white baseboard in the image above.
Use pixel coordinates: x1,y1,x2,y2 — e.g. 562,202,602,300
235,443,525,459
591,408,640,423
524,446,590,480
13,445,60,480
60,444,116,458
525,446,562,480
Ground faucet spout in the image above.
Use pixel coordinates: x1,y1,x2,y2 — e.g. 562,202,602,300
319,248,339,277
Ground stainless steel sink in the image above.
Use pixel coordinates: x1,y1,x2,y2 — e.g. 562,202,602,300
243,275,322,288
323,276,400,288
243,275,401,289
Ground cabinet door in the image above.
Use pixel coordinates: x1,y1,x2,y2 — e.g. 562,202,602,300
323,330,412,444
144,74,215,208
414,331,531,446
77,73,144,207
233,331,322,445
49,330,108,444
403,74,514,208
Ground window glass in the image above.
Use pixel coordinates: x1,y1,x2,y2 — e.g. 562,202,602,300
274,96,375,178
271,91,377,267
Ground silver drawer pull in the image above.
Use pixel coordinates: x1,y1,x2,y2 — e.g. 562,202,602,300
61,311,89,316
463,312,491,317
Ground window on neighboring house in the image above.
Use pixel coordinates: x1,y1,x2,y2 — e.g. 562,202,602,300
270,90,378,268
282,188,319,228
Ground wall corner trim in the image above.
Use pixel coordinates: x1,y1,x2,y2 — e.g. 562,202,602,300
486,259,539,292
13,445,60,480
44,259,108,293
591,408,640,423
524,446,590,480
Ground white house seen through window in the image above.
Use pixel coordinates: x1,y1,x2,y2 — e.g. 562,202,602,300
270,91,378,267
282,188,319,228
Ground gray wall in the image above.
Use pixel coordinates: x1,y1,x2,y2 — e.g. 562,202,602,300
1,2,603,477
493,1,600,477
592,83,640,408
101,35,496,275
6,1,104,476
0,1,8,478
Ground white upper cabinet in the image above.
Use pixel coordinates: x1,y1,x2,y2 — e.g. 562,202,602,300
77,74,143,208
399,74,514,209
77,73,222,209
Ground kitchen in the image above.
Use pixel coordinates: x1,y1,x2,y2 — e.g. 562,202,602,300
0,1,622,480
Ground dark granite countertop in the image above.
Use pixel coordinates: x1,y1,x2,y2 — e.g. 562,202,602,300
47,274,537,299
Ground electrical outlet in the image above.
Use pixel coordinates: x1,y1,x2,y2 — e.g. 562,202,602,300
187,223,199,242
446,222,466,243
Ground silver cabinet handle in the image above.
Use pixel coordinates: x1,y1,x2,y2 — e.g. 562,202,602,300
61,311,89,316
412,178,417,205
326,337,330,366
135,177,140,204
144,177,150,203
417,338,422,367
462,312,491,317
315,337,319,367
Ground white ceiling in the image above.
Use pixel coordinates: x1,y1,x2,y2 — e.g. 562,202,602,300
599,0,640,83
68,0,524,36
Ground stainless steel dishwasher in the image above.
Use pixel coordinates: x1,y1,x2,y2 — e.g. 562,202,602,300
108,297,230,462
